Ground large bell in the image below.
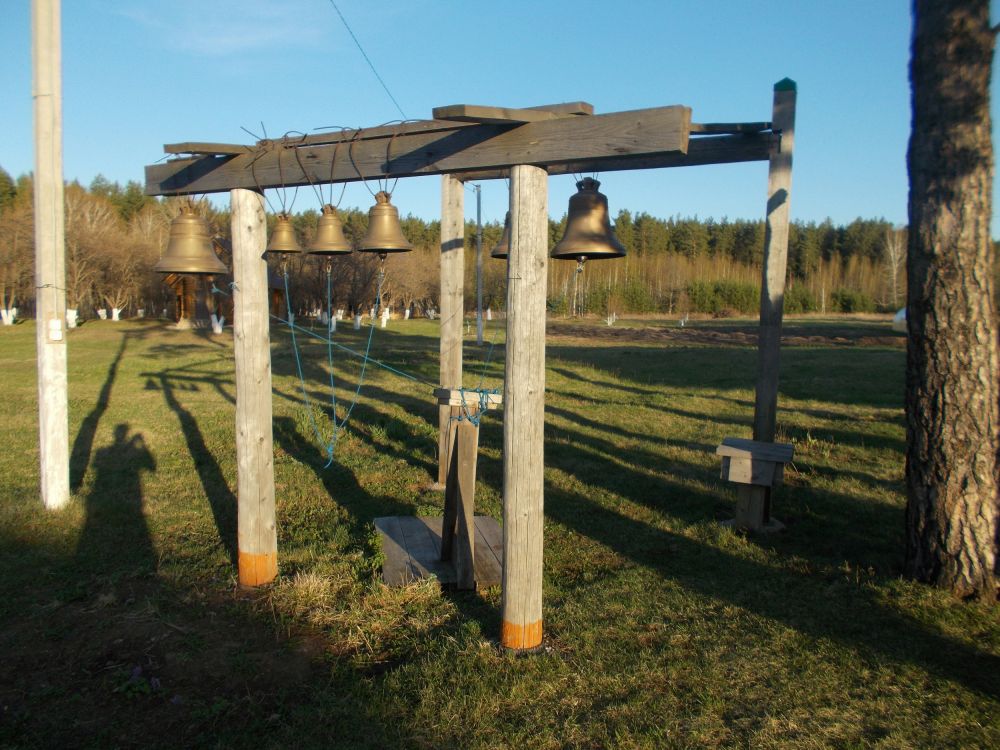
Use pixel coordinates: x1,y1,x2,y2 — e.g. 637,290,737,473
267,213,302,254
308,204,353,255
550,178,626,262
490,212,511,260
154,204,228,275
358,191,412,255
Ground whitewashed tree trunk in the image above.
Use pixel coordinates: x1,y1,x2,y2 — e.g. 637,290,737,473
97,308,107,320
353,314,362,329
65,308,77,328
111,307,121,321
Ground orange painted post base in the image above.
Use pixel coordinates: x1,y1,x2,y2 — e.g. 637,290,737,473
238,550,278,587
501,619,543,651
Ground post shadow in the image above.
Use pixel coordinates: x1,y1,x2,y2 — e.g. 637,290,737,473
549,483,1000,699
75,423,157,577
160,377,238,565
70,333,129,492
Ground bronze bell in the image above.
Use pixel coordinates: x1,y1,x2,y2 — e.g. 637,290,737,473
550,178,626,262
490,211,511,260
267,213,302,254
358,191,412,255
154,204,227,275
308,204,352,255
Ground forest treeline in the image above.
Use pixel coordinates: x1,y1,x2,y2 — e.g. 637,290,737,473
1,166,919,321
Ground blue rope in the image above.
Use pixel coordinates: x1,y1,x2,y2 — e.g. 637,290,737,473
273,315,434,386
283,270,336,466
476,323,500,390
278,266,394,467
324,269,338,438
453,386,500,427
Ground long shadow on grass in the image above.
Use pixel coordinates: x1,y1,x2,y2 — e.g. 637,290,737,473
544,415,907,571
158,376,238,565
272,416,414,535
548,344,905,410
544,483,1000,700
70,332,130,492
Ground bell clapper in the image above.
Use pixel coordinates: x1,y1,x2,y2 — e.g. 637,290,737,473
576,258,586,274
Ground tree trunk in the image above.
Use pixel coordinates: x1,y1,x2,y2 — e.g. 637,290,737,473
905,0,998,598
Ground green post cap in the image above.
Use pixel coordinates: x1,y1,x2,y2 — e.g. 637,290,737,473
774,78,797,92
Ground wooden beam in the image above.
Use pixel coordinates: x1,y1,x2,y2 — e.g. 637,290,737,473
32,0,69,510
231,188,278,587
432,102,593,124
438,175,464,488
164,142,250,155
501,165,548,652
455,133,775,182
690,122,771,134
753,79,797,443
145,106,691,196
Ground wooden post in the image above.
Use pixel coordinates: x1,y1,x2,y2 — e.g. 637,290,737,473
32,0,69,510
753,78,796,443
231,188,278,586
437,175,464,487
501,164,547,651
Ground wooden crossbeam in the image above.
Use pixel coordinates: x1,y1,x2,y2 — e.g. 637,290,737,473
164,142,251,155
690,122,772,134
432,102,593,124
455,133,776,181
145,105,691,196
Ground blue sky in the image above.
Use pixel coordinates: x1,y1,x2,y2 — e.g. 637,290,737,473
1,1,997,231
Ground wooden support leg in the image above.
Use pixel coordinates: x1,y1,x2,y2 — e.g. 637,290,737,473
440,417,461,560
436,404,459,489
440,413,481,591
734,485,769,530
453,419,480,590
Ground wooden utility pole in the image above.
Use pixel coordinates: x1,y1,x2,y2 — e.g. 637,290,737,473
501,165,548,651
32,0,69,510
231,188,278,586
438,175,464,486
753,79,796,443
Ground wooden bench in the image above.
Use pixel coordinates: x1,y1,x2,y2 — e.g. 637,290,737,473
717,437,793,531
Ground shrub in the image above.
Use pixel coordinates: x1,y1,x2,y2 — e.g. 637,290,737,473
831,288,876,313
784,285,818,313
685,280,760,314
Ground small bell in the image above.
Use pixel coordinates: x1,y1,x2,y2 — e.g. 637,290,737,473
490,212,511,260
358,191,412,255
154,204,227,275
267,213,302,254
308,204,352,255
550,178,626,263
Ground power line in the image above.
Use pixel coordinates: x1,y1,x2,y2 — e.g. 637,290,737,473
327,0,407,120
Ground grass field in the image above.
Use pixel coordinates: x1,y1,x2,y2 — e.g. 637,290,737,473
1,315,998,749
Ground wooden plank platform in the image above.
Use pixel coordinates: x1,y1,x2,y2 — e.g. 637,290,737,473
373,515,503,588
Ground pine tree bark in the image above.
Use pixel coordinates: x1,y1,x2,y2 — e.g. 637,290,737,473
906,0,998,598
